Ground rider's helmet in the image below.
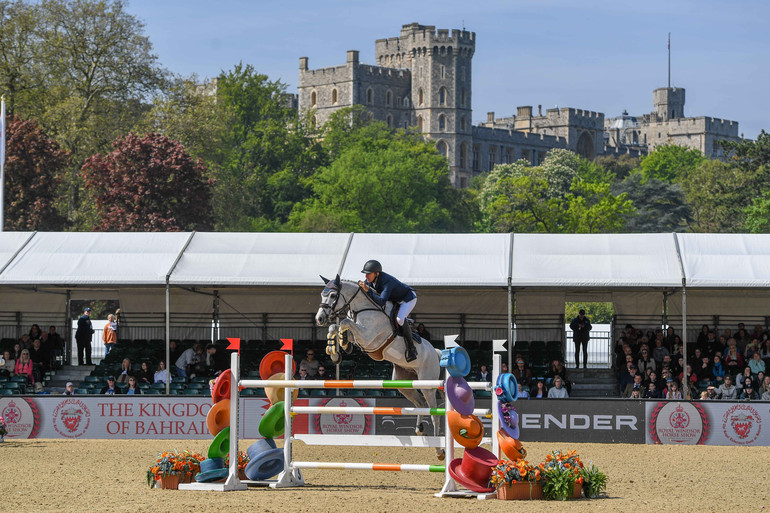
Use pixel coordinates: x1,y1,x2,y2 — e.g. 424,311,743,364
361,260,382,274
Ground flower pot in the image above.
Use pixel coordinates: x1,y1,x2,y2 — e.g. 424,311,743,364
572,481,582,499
496,482,543,500
239,469,248,480
160,474,180,490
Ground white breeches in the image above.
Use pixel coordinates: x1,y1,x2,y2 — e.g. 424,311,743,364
396,297,417,326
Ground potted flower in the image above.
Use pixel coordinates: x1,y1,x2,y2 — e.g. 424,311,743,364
225,450,251,480
0,415,7,442
542,450,584,500
489,459,543,500
579,463,608,498
147,450,203,489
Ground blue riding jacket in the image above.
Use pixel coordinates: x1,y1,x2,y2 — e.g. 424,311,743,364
366,272,416,307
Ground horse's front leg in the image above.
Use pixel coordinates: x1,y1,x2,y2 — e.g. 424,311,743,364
338,318,382,347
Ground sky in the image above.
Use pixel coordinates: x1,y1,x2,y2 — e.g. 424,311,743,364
128,0,769,139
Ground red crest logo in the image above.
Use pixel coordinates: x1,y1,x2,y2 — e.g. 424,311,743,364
2,401,21,424
669,405,690,429
52,399,91,438
722,404,761,445
729,412,754,439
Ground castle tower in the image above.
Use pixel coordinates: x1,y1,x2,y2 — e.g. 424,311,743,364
653,87,685,121
376,23,475,186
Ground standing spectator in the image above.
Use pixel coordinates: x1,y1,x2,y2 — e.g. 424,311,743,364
416,323,431,341
102,314,117,356
14,350,35,384
532,381,546,399
169,340,183,365
100,376,121,395
63,382,76,395
116,358,132,385
476,364,491,382
175,343,203,378
511,358,533,388
47,326,64,360
154,361,171,384
75,307,95,366
299,349,320,378
547,376,569,398
569,309,591,369
717,375,737,400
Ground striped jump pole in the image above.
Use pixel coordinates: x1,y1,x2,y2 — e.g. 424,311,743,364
290,406,492,417
292,462,446,472
239,378,492,390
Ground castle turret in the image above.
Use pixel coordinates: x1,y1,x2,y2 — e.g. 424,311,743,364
654,87,685,121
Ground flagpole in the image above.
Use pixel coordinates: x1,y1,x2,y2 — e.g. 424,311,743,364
0,95,6,232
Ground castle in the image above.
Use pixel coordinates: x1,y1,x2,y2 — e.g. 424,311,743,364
298,22,741,187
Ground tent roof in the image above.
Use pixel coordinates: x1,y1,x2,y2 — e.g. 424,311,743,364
169,232,351,286
0,232,192,285
677,233,770,288
0,232,34,273
511,234,684,288
340,233,511,286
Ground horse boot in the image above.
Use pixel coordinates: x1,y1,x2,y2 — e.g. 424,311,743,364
402,322,417,363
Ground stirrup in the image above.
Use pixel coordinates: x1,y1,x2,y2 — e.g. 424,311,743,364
405,348,417,362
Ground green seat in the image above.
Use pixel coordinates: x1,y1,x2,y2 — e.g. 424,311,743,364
342,389,365,397
169,383,184,391
150,382,166,389
84,376,102,383
1,388,18,395
191,376,209,384
182,388,201,395
3,382,20,390
475,390,492,398
11,375,28,383
75,388,90,395
144,389,160,395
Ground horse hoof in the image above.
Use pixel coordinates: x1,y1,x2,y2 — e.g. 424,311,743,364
330,353,341,365
325,345,332,355
437,450,445,461
415,423,426,436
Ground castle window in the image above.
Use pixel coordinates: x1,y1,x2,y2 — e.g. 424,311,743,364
387,114,393,127
439,114,445,131
447,47,453,56
461,66,465,81
311,91,317,107
331,88,338,105
460,116,466,131
441,65,446,79
403,120,408,129
488,148,496,171
367,88,373,104
461,88,466,107
436,140,448,157
472,145,480,171
460,176,467,188
439,87,447,106
506,149,514,164
386,90,392,106
404,97,410,108
460,143,468,169
417,116,424,132
418,88,424,106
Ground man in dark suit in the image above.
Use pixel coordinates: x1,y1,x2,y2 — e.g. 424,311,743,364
75,307,95,366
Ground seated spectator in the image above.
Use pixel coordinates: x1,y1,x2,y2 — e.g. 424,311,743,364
695,325,711,353
1,350,15,376
14,349,35,384
736,366,752,391
19,333,31,351
712,335,727,359
637,348,657,376
204,343,228,377
516,382,529,399
695,356,712,382
28,339,50,374
711,354,726,384
760,374,770,397
647,381,661,399
135,361,152,384
47,326,64,360
297,368,309,380
665,326,677,350
630,388,643,400
169,340,183,366
680,364,698,394
100,376,121,395
12,342,22,361
652,338,670,365
546,359,571,393
116,358,132,385
125,376,142,395
653,330,667,351
531,380,546,399
476,364,492,382
154,361,171,384
501,362,509,373
623,374,645,398
647,370,659,389
547,376,568,398
619,363,639,393
762,387,770,401
665,380,683,400
740,380,757,400
511,358,533,388
299,349,320,378
717,375,737,400
175,343,203,378
29,323,42,341
734,324,750,348
317,365,328,380
416,323,431,341
749,352,766,376
744,337,760,359
705,385,719,400
760,339,770,366
751,325,765,343
63,382,75,395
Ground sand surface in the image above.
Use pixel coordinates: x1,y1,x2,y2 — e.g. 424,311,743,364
0,438,766,513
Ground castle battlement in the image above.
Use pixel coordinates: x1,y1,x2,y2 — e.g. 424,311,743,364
302,64,350,77
399,22,475,45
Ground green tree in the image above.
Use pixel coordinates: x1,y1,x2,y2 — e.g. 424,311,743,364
0,0,47,115
565,302,614,325
639,144,705,183
683,159,751,232
720,130,770,171
593,154,640,181
289,120,472,232
612,172,691,232
2,115,69,230
744,192,770,233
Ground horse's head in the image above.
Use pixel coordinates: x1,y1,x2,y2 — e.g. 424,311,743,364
315,274,341,326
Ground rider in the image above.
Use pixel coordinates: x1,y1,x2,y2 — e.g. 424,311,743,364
358,260,418,363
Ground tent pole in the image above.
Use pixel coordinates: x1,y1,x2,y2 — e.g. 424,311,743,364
508,286,514,371
165,282,170,395
682,285,688,400
65,290,71,367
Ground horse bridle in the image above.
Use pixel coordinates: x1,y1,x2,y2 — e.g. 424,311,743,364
319,282,388,324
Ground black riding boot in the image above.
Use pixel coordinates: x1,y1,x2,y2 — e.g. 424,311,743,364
403,323,417,362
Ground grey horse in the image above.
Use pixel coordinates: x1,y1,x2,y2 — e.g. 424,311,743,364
315,275,444,458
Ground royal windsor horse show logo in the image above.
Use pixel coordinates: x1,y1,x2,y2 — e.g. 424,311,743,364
649,402,708,445
722,404,761,445
52,398,91,438
312,397,372,435
0,398,40,438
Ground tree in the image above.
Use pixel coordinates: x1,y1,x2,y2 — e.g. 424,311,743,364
720,130,770,171
214,63,323,230
682,159,750,232
81,132,214,231
0,1,47,116
611,172,691,232
593,154,639,181
2,115,69,230
289,120,472,232
639,144,705,183
744,192,770,233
